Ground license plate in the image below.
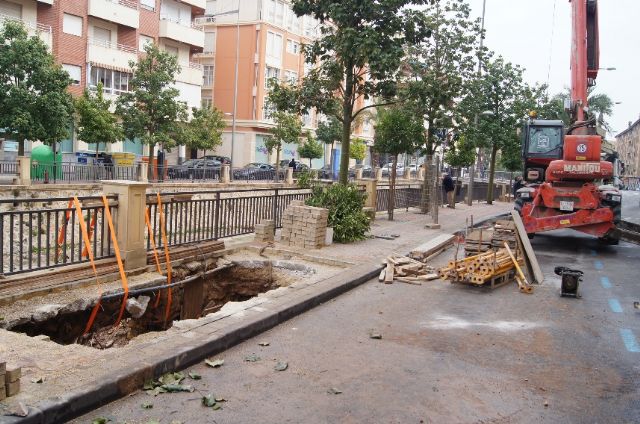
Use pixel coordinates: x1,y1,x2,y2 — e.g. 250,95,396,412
560,201,574,211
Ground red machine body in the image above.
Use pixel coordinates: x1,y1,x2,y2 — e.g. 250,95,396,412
516,0,621,243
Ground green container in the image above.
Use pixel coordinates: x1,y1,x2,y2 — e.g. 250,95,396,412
30,145,62,179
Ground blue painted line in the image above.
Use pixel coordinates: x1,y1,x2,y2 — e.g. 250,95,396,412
590,249,597,256
608,299,623,313
600,276,612,289
594,260,604,270
620,329,640,353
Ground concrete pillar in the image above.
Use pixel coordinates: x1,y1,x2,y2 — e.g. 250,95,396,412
285,168,294,185
17,157,31,186
375,167,383,181
418,167,425,181
221,164,230,183
360,178,377,222
102,181,149,270
139,163,149,182
355,168,363,180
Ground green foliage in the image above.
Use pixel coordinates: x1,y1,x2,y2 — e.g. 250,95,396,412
116,44,188,175
445,135,476,169
306,183,370,243
184,106,226,153
74,84,123,154
349,138,366,162
265,112,303,180
296,169,314,189
316,117,342,146
284,0,434,183
403,0,482,156
299,132,324,166
374,108,423,156
0,20,73,155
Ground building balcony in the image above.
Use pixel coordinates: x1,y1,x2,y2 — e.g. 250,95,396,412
176,62,203,86
88,0,139,29
159,17,204,48
0,14,52,50
37,0,53,4
87,38,137,71
179,0,206,9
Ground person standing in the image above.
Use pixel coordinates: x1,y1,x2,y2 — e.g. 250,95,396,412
442,172,455,208
288,157,296,169
513,175,525,199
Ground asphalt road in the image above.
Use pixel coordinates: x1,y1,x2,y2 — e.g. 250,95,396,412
622,189,640,224
73,232,640,424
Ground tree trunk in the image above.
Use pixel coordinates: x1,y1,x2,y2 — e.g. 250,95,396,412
339,67,355,185
148,142,156,181
18,136,25,157
274,145,281,182
486,143,498,204
421,120,435,213
388,154,398,221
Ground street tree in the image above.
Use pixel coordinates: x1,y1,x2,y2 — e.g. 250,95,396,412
316,116,342,166
74,83,123,155
444,134,475,185
537,87,615,134
350,138,366,163
374,107,424,220
0,21,73,156
184,106,226,157
116,44,188,179
401,0,483,212
461,56,533,204
265,112,303,181
299,132,323,168
279,0,434,184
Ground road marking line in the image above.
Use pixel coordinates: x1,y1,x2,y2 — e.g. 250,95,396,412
620,329,640,353
600,276,612,289
608,299,623,313
594,260,604,270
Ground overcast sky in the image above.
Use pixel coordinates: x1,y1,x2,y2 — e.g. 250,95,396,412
464,0,640,138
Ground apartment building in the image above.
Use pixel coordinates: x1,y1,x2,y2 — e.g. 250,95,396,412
0,0,206,164
615,117,640,177
196,0,374,168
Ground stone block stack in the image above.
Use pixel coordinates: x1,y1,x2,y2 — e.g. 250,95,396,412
254,219,275,243
1,362,22,400
280,201,329,249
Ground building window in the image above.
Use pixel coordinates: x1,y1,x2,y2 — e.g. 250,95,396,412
90,66,132,95
205,0,216,15
284,70,298,85
63,13,83,37
304,16,317,38
139,35,154,52
62,64,81,85
264,66,280,89
58,122,74,153
286,39,300,55
140,0,155,11
164,45,179,57
202,65,214,87
266,0,286,27
204,31,216,53
302,110,312,127
92,26,111,46
0,0,22,19
201,97,212,109
266,31,283,62
363,118,371,133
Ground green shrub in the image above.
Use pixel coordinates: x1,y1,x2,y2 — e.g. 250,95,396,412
305,183,370,243
296,169,313,189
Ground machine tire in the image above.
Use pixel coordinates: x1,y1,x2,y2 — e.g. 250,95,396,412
515,198,524,214
612,203,622,224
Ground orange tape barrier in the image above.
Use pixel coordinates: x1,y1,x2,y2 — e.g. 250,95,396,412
56,200,74,261
102,195,129,327
157,193,173,324
145,206,163,308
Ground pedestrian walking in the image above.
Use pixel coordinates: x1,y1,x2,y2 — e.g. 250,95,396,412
442,172,455,208
288,158,296,169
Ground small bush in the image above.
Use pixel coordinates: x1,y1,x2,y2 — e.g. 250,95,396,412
296,169,313,189
305,183,370,243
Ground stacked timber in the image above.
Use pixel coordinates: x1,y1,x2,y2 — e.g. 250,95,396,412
438,248,523,286
380,254,439,285
491,220,517,250
464,228,493,256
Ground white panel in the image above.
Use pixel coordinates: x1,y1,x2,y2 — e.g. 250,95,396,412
62,64,81,85
0,0,22,19
63,13,83,36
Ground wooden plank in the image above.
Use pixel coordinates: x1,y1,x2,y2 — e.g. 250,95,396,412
384,261,395,284
409,234,456,260
511,210,544,284
181,277,204,320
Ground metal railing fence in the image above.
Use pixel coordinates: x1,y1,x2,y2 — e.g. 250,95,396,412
0,196,118,276
30,163,141,183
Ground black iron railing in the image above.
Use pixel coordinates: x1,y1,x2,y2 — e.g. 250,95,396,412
376,185,422,212
30,163,141,183
145,188,313,249
0,195,118,276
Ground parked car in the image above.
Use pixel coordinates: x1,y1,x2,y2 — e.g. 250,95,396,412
275,160,308,172
233,163,275,180
348,165,373,178
381,163,404,177
168,159,221,179
201,155,231,165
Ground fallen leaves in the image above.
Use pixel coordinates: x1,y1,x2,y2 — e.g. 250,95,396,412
244,354,261,362
30,376,45,384
143,372,194,396
274,361,288,371
188,371,201,380
327,388,343,395
202,393,226,410
204,358,225,368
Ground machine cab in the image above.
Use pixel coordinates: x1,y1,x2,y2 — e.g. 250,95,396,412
522,120,565,183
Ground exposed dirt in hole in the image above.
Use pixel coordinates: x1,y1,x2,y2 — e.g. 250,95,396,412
8,261,313,349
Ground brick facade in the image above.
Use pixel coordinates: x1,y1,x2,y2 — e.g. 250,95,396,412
615,117,640,176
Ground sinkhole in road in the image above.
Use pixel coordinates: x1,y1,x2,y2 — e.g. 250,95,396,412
9,260,315,349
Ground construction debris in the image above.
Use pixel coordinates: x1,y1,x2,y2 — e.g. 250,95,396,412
492,220,518,250
409,234,456,261
438,248,523,287
380,254,438,285
2,363,22,399
464,228,494,255
511,211,544,284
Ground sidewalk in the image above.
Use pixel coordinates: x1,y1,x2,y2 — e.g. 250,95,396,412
1,202,513,423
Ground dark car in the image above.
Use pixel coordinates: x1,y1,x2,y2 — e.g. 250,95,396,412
168,159,221,179
201,155,231,165
276,160,309,171
348,164,373,179
233,163,275,180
